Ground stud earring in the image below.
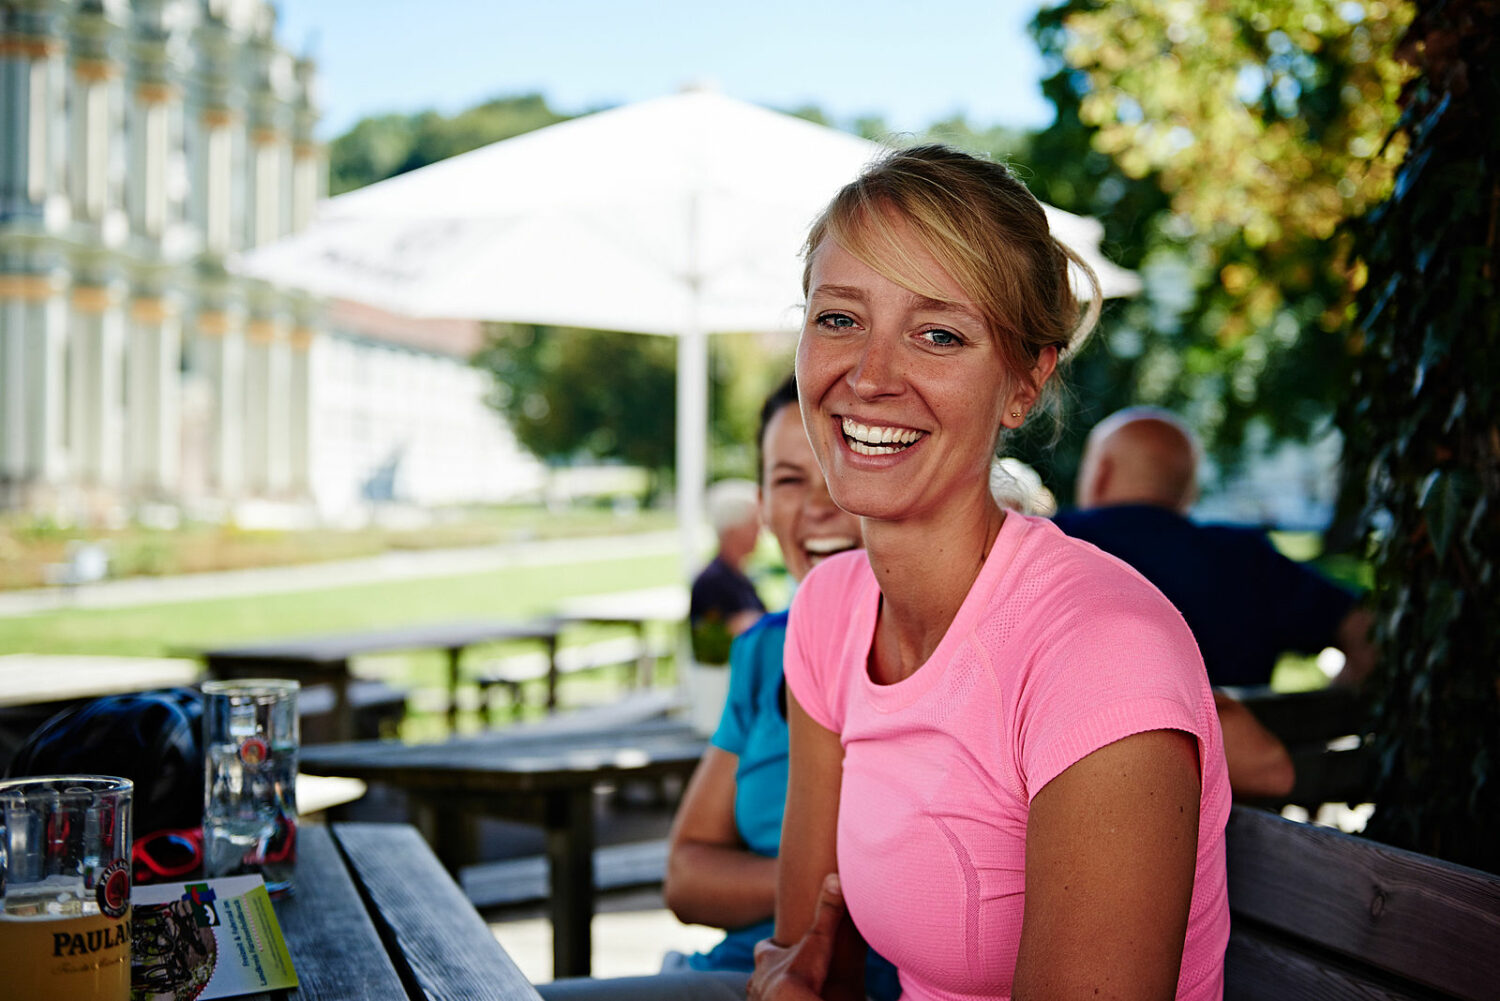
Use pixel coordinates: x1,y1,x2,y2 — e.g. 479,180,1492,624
1011,411,1023,419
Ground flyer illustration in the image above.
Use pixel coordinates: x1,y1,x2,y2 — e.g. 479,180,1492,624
130,875,298,1001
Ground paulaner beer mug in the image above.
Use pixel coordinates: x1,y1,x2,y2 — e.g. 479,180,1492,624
0,775,134,1000
202,679,299,895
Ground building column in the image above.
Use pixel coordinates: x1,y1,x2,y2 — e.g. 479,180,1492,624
0,17,67,225
242,313,292,497
1,273,67,491
243,316,272,494
195,306,245,498
69,281,127,488
126,292,181,495
287,322,314,496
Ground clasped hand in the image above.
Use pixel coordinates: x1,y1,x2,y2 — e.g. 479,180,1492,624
748,873,863,1001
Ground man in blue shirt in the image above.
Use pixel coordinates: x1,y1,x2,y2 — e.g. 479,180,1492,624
1055,407,1376,690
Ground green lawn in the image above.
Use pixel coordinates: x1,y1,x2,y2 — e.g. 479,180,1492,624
0,551,682,658
0,550,689,737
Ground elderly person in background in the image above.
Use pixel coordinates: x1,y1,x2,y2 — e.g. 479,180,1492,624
690,479,768,663
1056,407,1376,691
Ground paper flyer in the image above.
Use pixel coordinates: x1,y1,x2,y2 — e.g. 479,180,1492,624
130,875,299,1001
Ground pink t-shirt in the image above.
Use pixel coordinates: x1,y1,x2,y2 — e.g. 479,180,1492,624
785,513,1230,1001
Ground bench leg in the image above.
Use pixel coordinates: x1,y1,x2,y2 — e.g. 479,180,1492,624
546,787,595,978
413,796,479,873
446,647,463,733
544,636,561,714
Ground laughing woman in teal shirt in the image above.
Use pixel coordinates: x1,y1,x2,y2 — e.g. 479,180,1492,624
665,375,898,1001
538,375,896,1001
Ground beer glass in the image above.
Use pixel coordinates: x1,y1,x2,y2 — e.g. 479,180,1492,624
0,775,134,1001
202,679,299,895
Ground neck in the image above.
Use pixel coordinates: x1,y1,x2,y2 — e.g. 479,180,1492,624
861,488,1007,684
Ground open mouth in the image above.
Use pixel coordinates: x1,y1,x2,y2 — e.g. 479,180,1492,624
841,417,924,456
803,535,859,565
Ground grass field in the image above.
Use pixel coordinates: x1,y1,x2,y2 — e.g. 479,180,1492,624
0,550,681,657
0,504,676,590
0,547,692,736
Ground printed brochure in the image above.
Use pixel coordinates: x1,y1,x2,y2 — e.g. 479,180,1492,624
131,875,298,1001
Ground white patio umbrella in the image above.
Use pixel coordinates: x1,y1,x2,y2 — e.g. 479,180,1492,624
236,88,1140,573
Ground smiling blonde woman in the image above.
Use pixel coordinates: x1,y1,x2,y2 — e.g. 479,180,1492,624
752,146,1231,1001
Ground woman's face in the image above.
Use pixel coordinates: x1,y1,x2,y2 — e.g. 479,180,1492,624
761,402,861,582
795,226,1046,525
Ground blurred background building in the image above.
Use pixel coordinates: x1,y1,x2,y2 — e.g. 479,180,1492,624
0,0,540,524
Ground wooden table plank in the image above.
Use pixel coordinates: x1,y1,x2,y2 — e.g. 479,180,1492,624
271,825,409,1000
333,823,543,1001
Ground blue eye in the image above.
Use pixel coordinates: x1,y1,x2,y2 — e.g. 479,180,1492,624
817,312,856,329
922,328,961,347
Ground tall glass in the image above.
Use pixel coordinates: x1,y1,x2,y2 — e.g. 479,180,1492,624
0,775,134,1001
202,679,299,895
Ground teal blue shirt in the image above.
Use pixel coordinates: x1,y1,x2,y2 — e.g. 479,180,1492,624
686,611,900,1001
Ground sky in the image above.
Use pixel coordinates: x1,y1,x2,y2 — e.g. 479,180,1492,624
273,0,1056,141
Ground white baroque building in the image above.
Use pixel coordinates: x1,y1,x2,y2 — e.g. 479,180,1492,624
0,0,542,521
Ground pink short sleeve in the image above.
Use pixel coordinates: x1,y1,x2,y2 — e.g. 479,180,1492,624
1009,582,1220,801
782,551,871,735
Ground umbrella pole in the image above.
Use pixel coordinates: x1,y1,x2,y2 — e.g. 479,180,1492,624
676,323,708,583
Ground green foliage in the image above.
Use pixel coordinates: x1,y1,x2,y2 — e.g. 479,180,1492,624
1019,1,1410,499
328,94,572,195
1341,0,1500,871
475,325,680,490
472,325,789,492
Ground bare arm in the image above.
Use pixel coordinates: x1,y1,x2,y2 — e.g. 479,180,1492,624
773,693,845,944
1332,607,1377,688
749,692,862,1001
1213,690,1295,799
664,746,778,928
1013,729,1202,1001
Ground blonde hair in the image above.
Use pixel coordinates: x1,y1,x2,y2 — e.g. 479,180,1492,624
801,145,1100,404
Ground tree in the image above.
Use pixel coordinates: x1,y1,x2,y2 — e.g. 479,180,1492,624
1020,1,1411,501
1341,0,1500,871
327,94,572,195
474,325,679,497
472,325,781,499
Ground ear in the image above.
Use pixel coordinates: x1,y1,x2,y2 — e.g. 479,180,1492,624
1001,347,1059,429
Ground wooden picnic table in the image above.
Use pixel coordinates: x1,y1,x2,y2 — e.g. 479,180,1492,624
297,699,706,979
546,586,688,689
197,619,562,740
252,821,540,1000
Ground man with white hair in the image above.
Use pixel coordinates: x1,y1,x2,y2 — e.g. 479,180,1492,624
689,479,766,662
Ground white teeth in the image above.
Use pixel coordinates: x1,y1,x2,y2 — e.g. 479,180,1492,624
841,417,922,453
804,536,858,555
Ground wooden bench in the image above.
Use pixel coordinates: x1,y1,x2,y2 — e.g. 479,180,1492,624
299,679,408,744
462,838,669,910
1225,804,1500,1000
1228,685,1377,808
476,634,673,719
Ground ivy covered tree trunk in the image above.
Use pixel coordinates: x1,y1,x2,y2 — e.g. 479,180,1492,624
1343,0,1500,871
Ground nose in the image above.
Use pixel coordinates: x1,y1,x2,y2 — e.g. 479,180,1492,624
849,330,903,400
